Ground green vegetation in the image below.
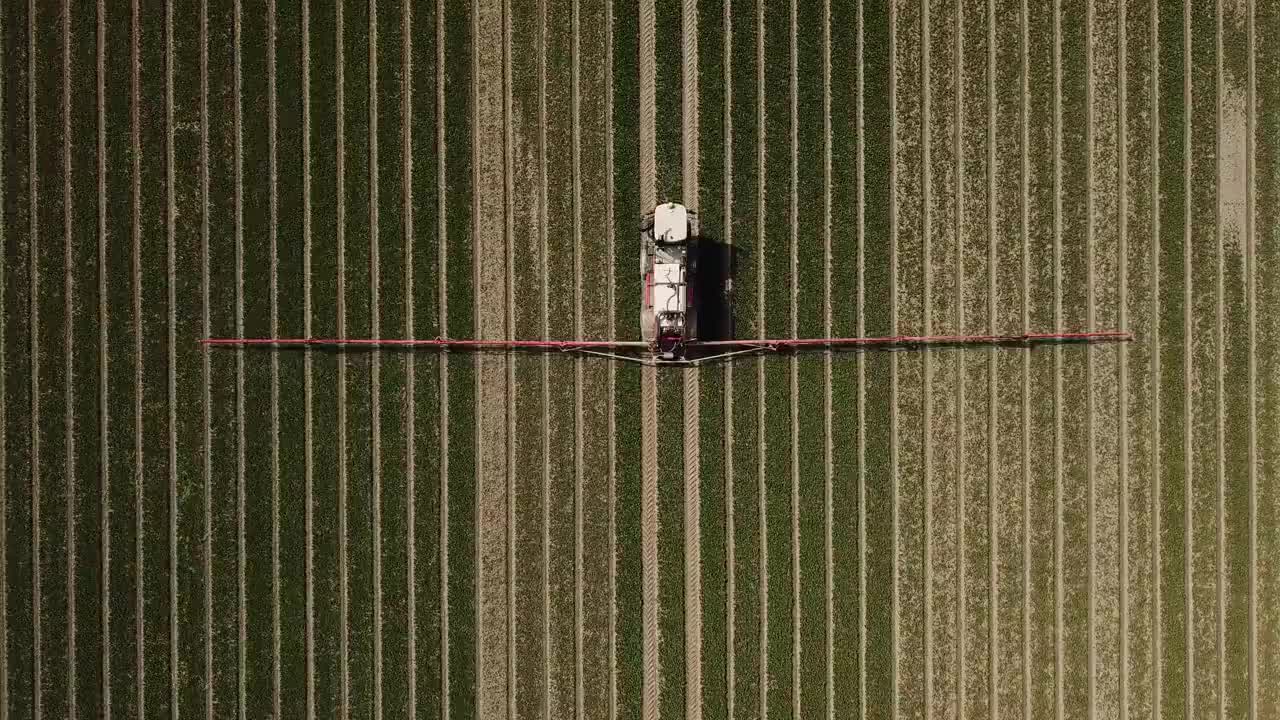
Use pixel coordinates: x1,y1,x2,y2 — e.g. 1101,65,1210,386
695,1,726,717
241,7,276,716
275,0,310,715
442,0,476,716
508,0,546,716
1155,0,1188,714
725,3,762,716
374,4,410,715
612,3,644,718
828,1,861,717
578,2,616,715
68,1,105,715
794,3,827,718
654,3,685,716
5,1,35,715
34,0,70,713
762,2,792,716
6,2,1280,718
407,2,444,717
860,0,894,710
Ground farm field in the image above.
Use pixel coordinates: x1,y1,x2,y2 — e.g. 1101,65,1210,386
2,0,1280,718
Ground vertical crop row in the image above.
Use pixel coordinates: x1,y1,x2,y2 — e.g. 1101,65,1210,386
611,2,644,718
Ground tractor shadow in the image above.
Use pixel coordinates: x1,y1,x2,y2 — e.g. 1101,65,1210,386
690,234,743,343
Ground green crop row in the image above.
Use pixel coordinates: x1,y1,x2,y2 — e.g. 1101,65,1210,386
612,3,645,720
724,2,762,718
695,2,727,719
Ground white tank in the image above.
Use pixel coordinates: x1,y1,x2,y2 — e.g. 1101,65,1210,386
652,202,688,243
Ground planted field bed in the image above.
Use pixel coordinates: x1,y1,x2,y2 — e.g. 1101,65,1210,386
3,0,1280,718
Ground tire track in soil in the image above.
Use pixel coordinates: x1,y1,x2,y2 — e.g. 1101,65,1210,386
681,0,702,716
638,0,659,717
